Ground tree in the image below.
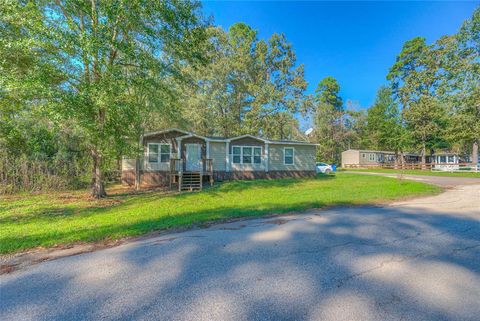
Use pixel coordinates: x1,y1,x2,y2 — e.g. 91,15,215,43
182,23,307,138
365,86,408,157
388,37,447,166
313,77,345,163
10,0,207,197
437,7,480,164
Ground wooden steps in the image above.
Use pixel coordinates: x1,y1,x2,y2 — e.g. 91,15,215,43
179,172,202,191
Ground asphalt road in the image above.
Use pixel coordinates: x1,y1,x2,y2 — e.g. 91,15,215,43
1,176,479,321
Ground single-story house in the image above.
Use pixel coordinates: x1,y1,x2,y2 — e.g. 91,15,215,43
122,128,318,190
341,149,472,168
341,149,397,168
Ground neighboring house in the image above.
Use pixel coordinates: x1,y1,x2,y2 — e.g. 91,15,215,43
341,149,397,168
341,149,473,168
122,129,318,190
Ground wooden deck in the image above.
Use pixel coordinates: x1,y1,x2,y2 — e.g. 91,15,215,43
169,159,214,191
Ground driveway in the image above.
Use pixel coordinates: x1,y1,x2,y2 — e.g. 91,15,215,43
1,177,479,321
343,171,480,188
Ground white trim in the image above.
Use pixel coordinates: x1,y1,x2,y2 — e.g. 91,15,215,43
283,147,295,165
231,145,262,165
265,143,269,172
226,142,230,172
180,133,225,142
147,143,172,163
206,141,210,159
268,141,320,146
176,137,182,159
227,134,269,143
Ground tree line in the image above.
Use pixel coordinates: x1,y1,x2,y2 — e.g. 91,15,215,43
0,1,478,197
311,7,479,166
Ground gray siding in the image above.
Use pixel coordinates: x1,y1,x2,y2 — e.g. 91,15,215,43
268,144,316,171
210,142,226,171
230,137,266,171
341,150,360,167
142,131,184,171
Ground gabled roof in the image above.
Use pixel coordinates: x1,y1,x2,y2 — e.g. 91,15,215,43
142,128,318,146
143,128,190,138
227,134,269,143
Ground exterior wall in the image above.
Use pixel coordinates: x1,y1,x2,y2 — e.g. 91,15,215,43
210,142,226,171
341,150,360,167
181,137,206,161
268,144,316,171
121,170,169,187
122,130,319,188
122,158,136,170
142,131,185,171
229,137,266,172
228,137,265,152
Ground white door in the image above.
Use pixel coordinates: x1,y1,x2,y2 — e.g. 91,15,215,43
186,144,202,172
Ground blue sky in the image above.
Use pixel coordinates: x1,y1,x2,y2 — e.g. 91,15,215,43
202,1,479,113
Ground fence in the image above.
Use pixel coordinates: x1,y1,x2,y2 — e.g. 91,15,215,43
343,163,479,172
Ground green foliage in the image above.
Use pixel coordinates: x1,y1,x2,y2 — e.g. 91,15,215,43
315,76,343,110
1,0,208,197
312,77,345,163
437,7,480,162
181,23,307,139
366,86,406,152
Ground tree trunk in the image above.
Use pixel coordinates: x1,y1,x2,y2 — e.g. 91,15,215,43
91,149,106,198
472,140,479,165
421,143,426,170
134,156,141,191
134,133,143,191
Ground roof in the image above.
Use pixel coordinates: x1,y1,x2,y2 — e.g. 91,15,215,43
143,129,318,146
344,149,396,154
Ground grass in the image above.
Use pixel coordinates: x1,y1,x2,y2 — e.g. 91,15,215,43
0,173,440,255
343,168,480,178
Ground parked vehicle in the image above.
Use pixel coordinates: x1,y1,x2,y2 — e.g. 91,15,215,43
316,162,333,174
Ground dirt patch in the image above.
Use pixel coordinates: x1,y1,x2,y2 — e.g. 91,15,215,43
0,239,124,275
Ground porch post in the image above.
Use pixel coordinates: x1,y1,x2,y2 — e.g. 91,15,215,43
265,143,269,172
226,141,230,172
206,141,210,159
176,138,182,159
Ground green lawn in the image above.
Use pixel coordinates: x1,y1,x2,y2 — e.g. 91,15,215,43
343,168,480,178
0,173,440,255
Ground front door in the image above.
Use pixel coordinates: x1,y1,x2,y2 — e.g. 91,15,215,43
185,143,202,172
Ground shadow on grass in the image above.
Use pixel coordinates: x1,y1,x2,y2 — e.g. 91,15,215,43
0,200,342,254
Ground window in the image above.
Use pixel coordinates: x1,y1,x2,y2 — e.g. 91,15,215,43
361,153,366,159
284,147,294,165
232,146,262,164
242,147,252,163
160,144,171,163
368,153,375,161
148,144,159,163
148,143,170,163
253,147,262,164
439,156,447,163
233,146,241,164
448,155,454,163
